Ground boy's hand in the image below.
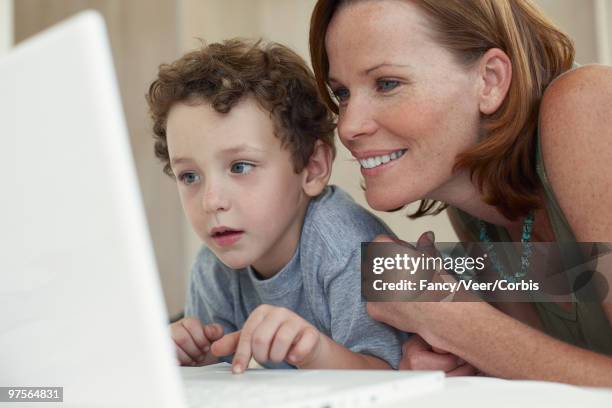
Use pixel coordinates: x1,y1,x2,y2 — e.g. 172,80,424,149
211,305,322,373
170,317,224,366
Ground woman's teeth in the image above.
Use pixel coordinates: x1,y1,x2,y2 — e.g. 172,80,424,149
359,149,407,169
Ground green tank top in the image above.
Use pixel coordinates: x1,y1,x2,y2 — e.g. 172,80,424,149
449,131,612,356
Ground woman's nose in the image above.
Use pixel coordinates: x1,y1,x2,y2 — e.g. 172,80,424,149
337,96,378,144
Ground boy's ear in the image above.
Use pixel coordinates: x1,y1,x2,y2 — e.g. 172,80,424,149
477,48,512,115
302,140,333,197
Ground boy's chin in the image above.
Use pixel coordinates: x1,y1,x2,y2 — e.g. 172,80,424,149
215,253,252,270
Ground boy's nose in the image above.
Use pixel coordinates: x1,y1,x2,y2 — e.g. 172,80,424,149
202,187,230,213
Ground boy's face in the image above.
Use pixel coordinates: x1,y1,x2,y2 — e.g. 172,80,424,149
166,98,310,277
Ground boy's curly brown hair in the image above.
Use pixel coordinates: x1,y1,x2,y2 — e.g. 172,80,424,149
146,39,336,177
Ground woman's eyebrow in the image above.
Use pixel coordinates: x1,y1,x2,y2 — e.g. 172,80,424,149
364,62,412,75
328,62,413,83
328,77,341,86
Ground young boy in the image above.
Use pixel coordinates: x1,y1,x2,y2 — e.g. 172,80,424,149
146,39,405,373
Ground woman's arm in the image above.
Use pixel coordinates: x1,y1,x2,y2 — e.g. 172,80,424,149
539,64,612,319
434,303,612,386
368,300,612,386
538,64,612,245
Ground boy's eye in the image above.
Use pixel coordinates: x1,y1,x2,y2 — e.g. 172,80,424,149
230,162,255,174
376,79,400,92
331,87,350,103
178,171,200,185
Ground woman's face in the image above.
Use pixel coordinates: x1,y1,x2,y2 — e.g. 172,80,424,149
325,0,482,211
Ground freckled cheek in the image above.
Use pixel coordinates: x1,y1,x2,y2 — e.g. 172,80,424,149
378,103,435,143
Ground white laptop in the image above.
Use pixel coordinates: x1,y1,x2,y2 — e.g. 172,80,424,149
0,11,443,408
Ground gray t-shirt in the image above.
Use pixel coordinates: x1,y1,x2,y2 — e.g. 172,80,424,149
185,185,406,369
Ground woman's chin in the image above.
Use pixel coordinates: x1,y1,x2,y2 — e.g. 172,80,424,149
365,190,407,212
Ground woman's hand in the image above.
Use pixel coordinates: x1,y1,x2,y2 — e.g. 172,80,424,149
400,335,479,376
366,232,449,338
366,231,486,351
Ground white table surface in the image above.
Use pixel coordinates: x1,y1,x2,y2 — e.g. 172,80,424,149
378,376,612,407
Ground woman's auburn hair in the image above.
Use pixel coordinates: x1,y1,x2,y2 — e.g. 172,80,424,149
310,0,575,220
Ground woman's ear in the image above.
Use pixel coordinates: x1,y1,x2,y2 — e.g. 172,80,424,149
477,48,512,115
302,140,333,197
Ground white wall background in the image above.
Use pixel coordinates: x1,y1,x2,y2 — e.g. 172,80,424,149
595,0,611,64
10,0,612,317
0,0,13,55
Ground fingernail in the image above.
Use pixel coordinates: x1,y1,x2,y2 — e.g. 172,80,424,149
233,363,243,374
457,358,465,365
425,231,435,242
288,354,296,362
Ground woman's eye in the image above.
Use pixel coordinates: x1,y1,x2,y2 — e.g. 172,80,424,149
178,171,200,185
230,162,255,174
331,87,350,103
376,79,400,92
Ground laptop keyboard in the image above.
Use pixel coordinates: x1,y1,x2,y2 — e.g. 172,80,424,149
184,382,329,408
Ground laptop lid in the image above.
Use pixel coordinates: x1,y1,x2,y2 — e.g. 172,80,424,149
0,11,187,408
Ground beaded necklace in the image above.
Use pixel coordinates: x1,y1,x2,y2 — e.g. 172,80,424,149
478,211,535,282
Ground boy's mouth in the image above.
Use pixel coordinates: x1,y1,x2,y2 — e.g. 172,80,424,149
210,227,244,247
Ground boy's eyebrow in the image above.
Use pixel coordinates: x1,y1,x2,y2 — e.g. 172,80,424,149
170,156,191,166
170,145,267,166
219,144,267,155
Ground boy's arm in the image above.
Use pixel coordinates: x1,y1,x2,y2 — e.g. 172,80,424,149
323,248,406,369
296,332,391,369
210,305,390,372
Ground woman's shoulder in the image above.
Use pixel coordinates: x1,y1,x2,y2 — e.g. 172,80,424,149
538,64,612,241
541,64,612,109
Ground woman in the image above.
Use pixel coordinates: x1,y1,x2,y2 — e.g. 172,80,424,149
309,0,612,386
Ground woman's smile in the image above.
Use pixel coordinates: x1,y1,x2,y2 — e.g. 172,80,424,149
353,148,408,177
356,149,407,169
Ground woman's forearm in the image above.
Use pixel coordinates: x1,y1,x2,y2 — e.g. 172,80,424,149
429,303,612,386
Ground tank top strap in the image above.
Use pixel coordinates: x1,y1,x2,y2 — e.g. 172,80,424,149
535,125,577,242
